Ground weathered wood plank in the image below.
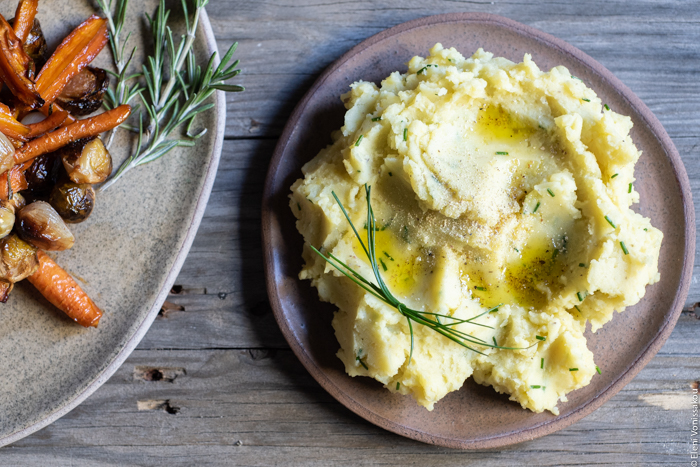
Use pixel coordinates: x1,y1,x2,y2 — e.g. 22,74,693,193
5,321,695,465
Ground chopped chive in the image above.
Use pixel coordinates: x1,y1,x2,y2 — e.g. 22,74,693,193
533,201,541,213
569,368,579,372
396,382,400,390
604,104,610,111
611,173,619,179
388,172,393,176
379,258,388,271
475,286,486,291
643,228,648,232
596,366,602,374
297,202,301,211
357,170,361,173
579,263,586,267
372,116,382,122
356,356,368,370
403,128,408,141
417,66,427,75
552,249,559,259
582,98,591,102
577,291,586,302
574,305,582,313
514,247,520,253
488,304,502,313
383,251,394,261
571,75,581,80
531,385,541,389
620,241,629,255
547,188,555,197
536,335,546,341
402,225,409,241
492,337,498,347
355,135,363,146
628,183,632,193
496,151,509,155
540,358,544,369
604,215,616,229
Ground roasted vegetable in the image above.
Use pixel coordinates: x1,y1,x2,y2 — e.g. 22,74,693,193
12,0,39,44
16,200,74,250
0,233,38,283
0,163,29,200
0,13,42,108
22,18,46,70
28,251,102,327
15,104,130,165
61,137,111,184
24,152,61,196
0,103,30,141
0,204,14,238
4,191,25,212
0,130,17,174
26,107,69,138
49,180,94,223
35,15,108,107
57,67,108,116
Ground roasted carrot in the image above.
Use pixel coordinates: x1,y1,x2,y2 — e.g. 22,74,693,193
28,251,101,327
0,161,30,199
0,13,43,108
26,107,68,137
12,0,39,43
0,103,29,141
35,15,107,107
15,104,130,164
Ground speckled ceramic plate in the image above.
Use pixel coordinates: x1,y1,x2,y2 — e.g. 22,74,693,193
262,13,694,449
0,1,225,446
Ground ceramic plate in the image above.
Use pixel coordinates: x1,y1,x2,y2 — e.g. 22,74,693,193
0,1,225,445
262,13,694,449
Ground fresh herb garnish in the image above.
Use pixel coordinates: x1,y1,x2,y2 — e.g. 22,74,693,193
611,173,618,179
596,365,602,374
533,201,541,213
488,304,502,313
582,98,590,102
620,241,629,255
492,337,498,347
628,183,633,193
396,382,400,390
355,135,363,146
577,291,586,302
569,368,578,372
379,258,388,271
536,335,546,341
574,305,582,313
579,263,586,267
310,185,529,361
475,286,486,291
547,188,555,197
296,202,301,211
531,385,541,389
383,251,394,261
356,355,368,370
403,128,408,141
496,151,508,155
604,104,610,111
99,0,244,191
540,358,544,369
372,116,381,122
604,215,616,229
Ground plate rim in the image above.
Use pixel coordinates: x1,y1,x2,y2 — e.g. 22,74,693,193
262,12,695,449
0,7,226,447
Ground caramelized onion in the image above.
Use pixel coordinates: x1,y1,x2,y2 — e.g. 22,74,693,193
61,137,112,184
16,201,74,250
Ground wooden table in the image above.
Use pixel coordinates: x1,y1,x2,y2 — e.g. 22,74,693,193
3,1,698,465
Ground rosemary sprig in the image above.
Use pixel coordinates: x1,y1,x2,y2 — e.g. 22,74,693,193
95,0,143,148
311,185,527,362
99,0,244,191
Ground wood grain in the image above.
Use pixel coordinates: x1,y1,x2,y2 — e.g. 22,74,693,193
3,0,698,464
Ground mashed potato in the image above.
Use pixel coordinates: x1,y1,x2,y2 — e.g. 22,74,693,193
289,44,662,414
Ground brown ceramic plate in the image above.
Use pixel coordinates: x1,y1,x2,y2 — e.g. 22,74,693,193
0,1,225,446
262,13,694,448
